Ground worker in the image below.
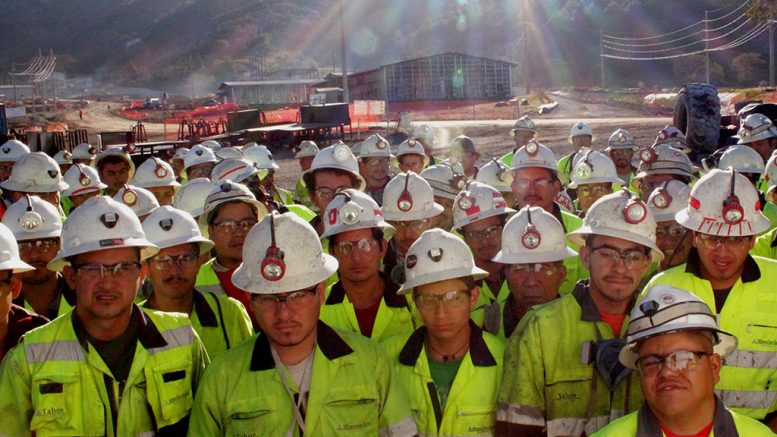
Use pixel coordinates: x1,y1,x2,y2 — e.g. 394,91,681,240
716,144,777,227
395,137,429,174
645,180,692,273
0,152,69,210
752,150,777,257
3,195,74,320
484,205,577,339
633,144,694,201
319,189,416,342
452,181,515,312
53,149,73,176
113,184,160,222
140,206,253,357
643,168,777,429
172,177,215,222
0,196,208,435
243,143,294,205
496,189,662,436
737,113,777,163
557,121,595,186
169,146,189,183
413,124,439,164
476,158,515,208
61,164,105,213
129,156,180,206
183,143,218,180
420,164,465,230
499,115,537,166
358,134,394,206
71,142,98,165
592,285,774,436
383,228,504,435
382,172,445,287
605,128,639,186
567,150,623,217
0,139,30,183
292,140,318,208
449,135,481,179
509,140,586,293
302,142,366,234
189,211,417,435
92,147,136,197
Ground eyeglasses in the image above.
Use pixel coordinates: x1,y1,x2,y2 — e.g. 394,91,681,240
151,253,198,270
366,157,390,168
390,218,433,232
333,238,378,256
254,287,317,310
212,218,257,235
695,233,752,250
578,185,611,198
636,350,710,376
413,290,470,310
18,238,59,253
656,224,687,239
513,178,554,190
462,224,503,240
314,186,350,200
187,166,213,179
610,149,633,157
590,246,649,268
505,263,559,277
74,262,141,281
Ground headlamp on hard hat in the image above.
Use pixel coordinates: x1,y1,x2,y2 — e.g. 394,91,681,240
121,185,138,207
336,192,363,225
575,151,594,180
261,213,286,281
638,146,658,165
20,195,44,232
525,140,539,156
153,158,169,179
521,207,542,250
397,175,414,212
77,165,92,187
623,190,648,224
722,168,744,225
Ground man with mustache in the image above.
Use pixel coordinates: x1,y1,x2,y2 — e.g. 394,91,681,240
605,129,639,186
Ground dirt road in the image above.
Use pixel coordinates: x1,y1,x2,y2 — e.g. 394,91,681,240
63,101,166,138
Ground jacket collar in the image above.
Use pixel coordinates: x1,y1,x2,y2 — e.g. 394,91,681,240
325,273,407,308
398,321,497,367
684,248,761,284
635,396,738,437
249,321,354,371
192,290,218,327
72,304,168,351
571,280,600,322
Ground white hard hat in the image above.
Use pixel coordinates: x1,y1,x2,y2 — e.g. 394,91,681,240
398,228,488,295
619,285,737,369
130,157,180,188
142,205,214,255
605,128,638,152
635,144,694,180
295,140,319,158
511,115,537,134
453,182,515,230
2,195,62,241
215,147,243,161
173,178,216,218
199,180,268,227
359,134,393,159
48,196,159,271
717,145,765,175
0,140,30,163
62,164,106,197
233,212,338,294
171,147,189,162
553,191,575,214
412,124,435,140
184,144,218,170
210,158,260,184
652,125,689,152
381,172,444,221
303,142,366,191
92,147,136,179
200,139,222,150
568,150,623,189
321,189,395,239
737,113,777,145
647,180,691,222
476,159,513,194
114,185,160,218
449,135,479,159
396,137,428,158
493,205,577,264
569,121,594,142
420,164,466,200
510,140,557,172
72,143,98,161
53,150,73,166
568,188,663,261
0,223,34,273
243,144,279,171
0,152,69,193
763,150,777,195
676,167,770,237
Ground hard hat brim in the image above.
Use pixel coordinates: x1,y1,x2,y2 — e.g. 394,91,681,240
64,184,107,197
48,238,159,272
13,229,61,242
397,265,489,295
0,258,34,273
453,207,516,231
382,202,444,222
320,220,395,240
567,177,624,189
198,198,268,228
0,180,69,193
150,235,214,255
492,246,577,264
675,208,771,237
234,252,339,295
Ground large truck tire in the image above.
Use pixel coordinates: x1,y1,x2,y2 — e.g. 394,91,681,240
673,83,720,159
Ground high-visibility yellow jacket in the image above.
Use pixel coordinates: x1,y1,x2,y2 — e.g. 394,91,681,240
384,323,505,436
643,252,777,420
14,276,76,321
294,176,314,209
187,321,418,436
557,208,588,294
751,226,777,259
194,258,224,296
496,283,642,437
0,306,208,437
591,397,776,436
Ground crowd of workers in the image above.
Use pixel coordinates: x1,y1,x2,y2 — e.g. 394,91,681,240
0,112,776,436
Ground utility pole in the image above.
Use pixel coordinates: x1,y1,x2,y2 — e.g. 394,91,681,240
705,10,710,84
11,64,16,104
770,21,775,88
338,0,349,103
600,31,605,89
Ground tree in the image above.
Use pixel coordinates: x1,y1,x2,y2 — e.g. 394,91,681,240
748,0,777,22
732,52,767,85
